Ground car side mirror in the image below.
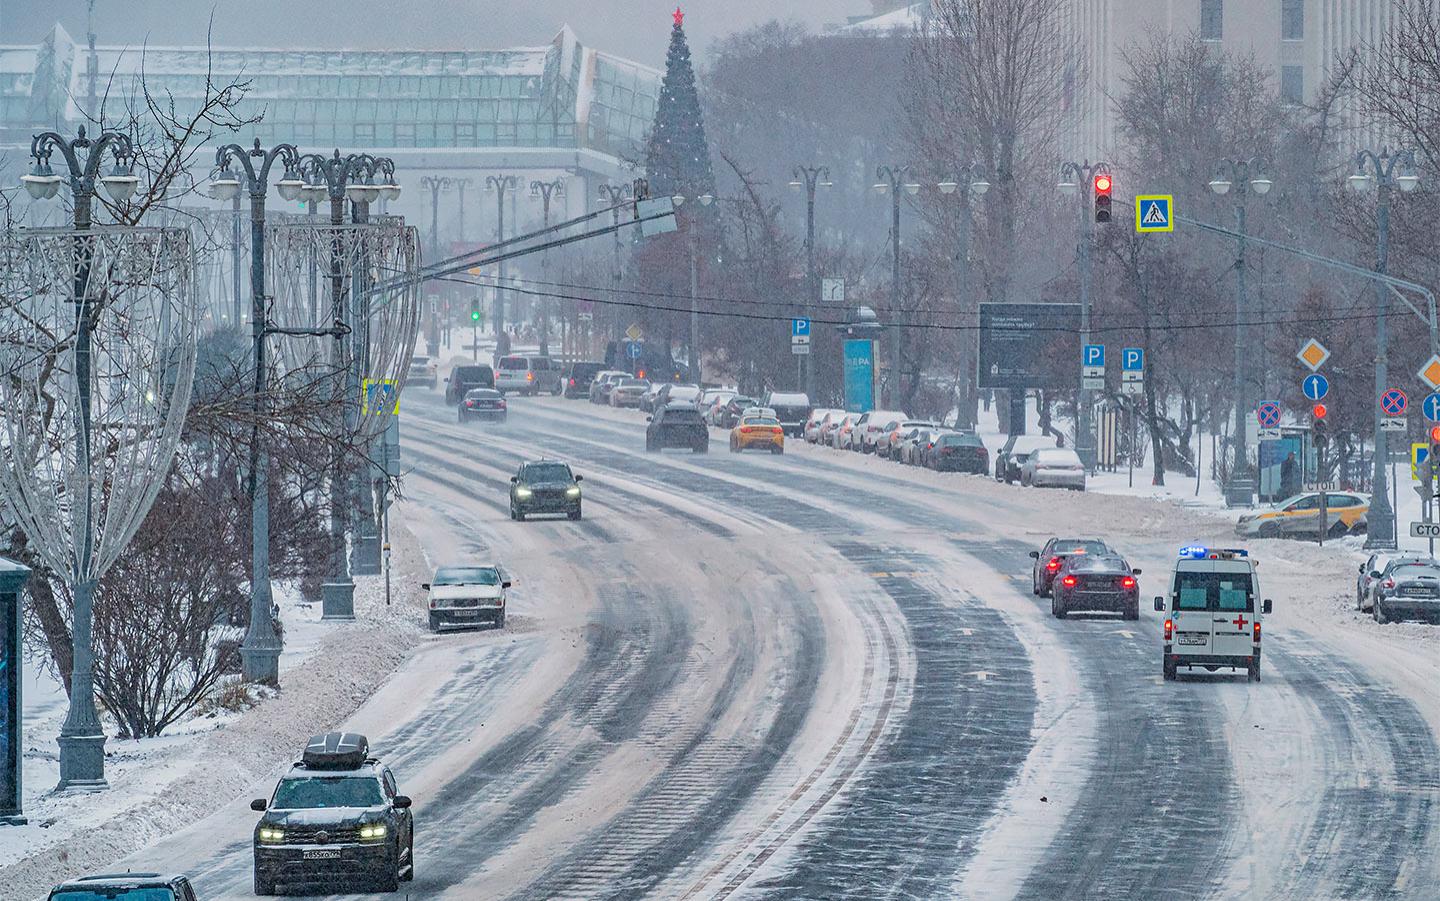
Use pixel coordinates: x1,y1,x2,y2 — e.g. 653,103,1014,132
1153,597,1164,612
1370,570,1382,579
1130,568,1142,576
501,581,512,589
510,476,519,483
251,798,268,812
1263,599,1273,614
392,795,412,809
443,377,450,382
646,416,653,422
420,582,430,591
1027,551,1039,559
574,475,583,482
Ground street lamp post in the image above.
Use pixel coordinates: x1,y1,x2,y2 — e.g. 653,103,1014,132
419,175,456,356
22,125,140,791
1351,147,1421,550
211,139,304,686
940,164,990,429
1058,161,1111,470
789,166,831,400
597,182,634,350
673,192,715,381
874,165,920,408
531,178,566,357
485,175,518,338
1207,158,1274,506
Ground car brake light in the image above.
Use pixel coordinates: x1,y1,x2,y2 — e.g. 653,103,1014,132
526,372,534,381
465,400,475,407
1164,619,1173,641
1253,621,1261,642
569,378,576,386
1046,557,1061,571
637,369,646,378
497,400,506,408
1121,576,1136,589
1383,579,1395,589
1062,575,1077,588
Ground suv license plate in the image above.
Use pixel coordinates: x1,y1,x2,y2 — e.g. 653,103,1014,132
1178,634,1208,646
303,849,341,860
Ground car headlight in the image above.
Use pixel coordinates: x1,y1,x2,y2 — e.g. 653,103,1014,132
515,487,533,497
359,823,388,841
258,826,286,843
566,486,581,497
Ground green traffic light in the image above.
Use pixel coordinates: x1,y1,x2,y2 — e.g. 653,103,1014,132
471,310,481,322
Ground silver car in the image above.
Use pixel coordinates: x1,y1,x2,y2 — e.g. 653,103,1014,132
1020,447,1086,490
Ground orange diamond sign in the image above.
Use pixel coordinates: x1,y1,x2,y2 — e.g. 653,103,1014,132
1419,354,1440,390
1297,338,1330,372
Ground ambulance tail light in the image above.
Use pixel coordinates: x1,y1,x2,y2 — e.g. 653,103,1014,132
1164,619,1174,641
1253,621,1262,642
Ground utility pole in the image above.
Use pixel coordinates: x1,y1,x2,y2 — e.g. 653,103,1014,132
942,164,990,429
531,178,565,356
875,165,917,408
419,175,455,357
673,192,715,380
597,181,634,350
485,175,517,337
791,166,830,400
1352,148,1421,550
1207,158,1274,507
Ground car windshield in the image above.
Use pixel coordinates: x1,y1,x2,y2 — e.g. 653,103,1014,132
1070,556,1126,573
743,417,780,426
664,409,704,422
49,886,175,892
409,356,430,365
272,775,384,809
1392,564,1440,578
498,356,528,370
433,567,501,586
1173,572,1254,612
454,367,489,380
1054,540,1108,555
620,379,648,387
938,434,983,447
465,389,500,399
769,393,808,405
523,463,572,482
1034,449,1081,464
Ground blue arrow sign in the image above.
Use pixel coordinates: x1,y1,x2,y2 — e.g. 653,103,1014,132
1302,373,1330,402
1122,347,1144,372
625,341,643,360
1424,392,1440,422
792,318,811,338
1083,344,1105,367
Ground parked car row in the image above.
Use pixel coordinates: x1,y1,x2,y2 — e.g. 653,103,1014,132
802,408,991,475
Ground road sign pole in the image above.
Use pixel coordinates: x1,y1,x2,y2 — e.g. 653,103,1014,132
1077,188,1096,472
1367,183,1397,549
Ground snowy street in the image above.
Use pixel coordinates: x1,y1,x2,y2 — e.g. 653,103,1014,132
99,389,1440,900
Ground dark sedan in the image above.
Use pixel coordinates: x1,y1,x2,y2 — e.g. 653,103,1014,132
1051,554,1140,619
717,396,757,429
646,405,709,453
1373,561,1440,623
1029,537,1111,597
458,388,507,423
564,361,607,398
930,432,989,473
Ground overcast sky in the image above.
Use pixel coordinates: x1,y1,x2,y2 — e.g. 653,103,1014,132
3,0,869,67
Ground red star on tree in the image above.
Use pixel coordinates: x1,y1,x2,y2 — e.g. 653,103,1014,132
673,6,684,26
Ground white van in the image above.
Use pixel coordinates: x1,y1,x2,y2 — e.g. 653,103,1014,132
1155,546,1272,683
495,355,563,396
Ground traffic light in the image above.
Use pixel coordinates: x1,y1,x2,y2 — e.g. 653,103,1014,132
470,299,481,323
1429,426,1440,472
1312,403,1329,450
1094,172,1113,224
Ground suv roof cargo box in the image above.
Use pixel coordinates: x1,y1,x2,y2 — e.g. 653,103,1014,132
303,732,369,770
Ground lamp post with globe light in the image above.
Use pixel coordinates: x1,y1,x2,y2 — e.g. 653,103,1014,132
790,166,831,400
485,175,519,337
21,125,139,791
873,165,920,408
672,191,714,379
1349,147,1421,550
210,139,304,685
1207,158,1274,506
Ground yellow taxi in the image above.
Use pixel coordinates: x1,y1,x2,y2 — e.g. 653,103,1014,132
730,413,785,454
1235,491,1370,539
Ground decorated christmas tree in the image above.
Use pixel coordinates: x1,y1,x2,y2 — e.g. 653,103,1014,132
645,8,715,197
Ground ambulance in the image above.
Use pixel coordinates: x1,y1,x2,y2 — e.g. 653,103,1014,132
1155,546,1273,682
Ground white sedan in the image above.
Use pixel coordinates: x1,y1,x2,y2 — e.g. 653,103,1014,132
1020,447,1086,490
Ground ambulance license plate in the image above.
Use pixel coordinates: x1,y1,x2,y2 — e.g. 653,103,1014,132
303,849,341,860
1178,633,1208,645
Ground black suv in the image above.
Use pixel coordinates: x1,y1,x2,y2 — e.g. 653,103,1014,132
564,361,607,398
510,459,583,521
647,405,709,453
49,873,199,901
445,364,494,405
252,732,414,894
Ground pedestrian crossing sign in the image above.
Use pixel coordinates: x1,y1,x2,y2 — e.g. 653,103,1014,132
1135,195,1174,233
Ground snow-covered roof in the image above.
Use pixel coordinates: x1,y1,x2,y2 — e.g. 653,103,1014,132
843,2,931,32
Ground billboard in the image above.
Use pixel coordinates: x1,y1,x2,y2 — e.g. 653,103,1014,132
977,303,1082,390
843,339,876,412
0,560,28,823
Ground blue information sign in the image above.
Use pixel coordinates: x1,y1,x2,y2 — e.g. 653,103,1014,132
1122,347,1144,372
792,318,811,338
1083,344,1105,367
1425,393,1440,423
625,341,643,360
1302,373,1330,402
843,339,876,413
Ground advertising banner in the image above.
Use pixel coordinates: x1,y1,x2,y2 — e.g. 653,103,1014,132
977,303,1082,390
843,339,876,413
0,559,30,824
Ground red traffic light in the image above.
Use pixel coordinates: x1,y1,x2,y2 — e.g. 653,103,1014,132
1430,425,1440,443
1094,173,1112,194
1312,403,1328,419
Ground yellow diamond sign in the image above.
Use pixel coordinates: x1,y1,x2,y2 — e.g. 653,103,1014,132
1297,338,1330,372
1420,355,1440,391
626,323,644,342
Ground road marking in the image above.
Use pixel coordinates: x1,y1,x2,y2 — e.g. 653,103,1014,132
966,670,997,682
1112,629,1137,639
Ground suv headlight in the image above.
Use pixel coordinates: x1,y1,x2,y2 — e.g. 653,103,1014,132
566,486,580,497
258,826,286,843
515,487,533,498
359,823,388,841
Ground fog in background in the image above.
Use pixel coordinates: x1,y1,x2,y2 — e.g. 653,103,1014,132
0,0,867,65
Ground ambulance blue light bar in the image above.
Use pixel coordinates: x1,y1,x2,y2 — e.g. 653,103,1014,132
1179,546,1249,560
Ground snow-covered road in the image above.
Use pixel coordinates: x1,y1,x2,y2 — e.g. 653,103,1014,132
105,389,1440,900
